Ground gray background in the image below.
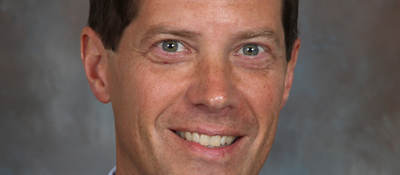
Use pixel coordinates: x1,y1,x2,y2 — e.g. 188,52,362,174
0,0,399,174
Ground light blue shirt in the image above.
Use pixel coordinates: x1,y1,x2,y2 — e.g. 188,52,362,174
108,166,116,175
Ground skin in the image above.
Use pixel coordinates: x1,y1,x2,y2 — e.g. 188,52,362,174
81,0,300,174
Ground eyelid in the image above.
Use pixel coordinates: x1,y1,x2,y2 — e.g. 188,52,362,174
239,44,265,55
156,40,185,52
234,43,268,56
147,39,195,63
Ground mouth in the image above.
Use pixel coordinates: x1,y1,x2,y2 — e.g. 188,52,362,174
172,130,240,148
167,128,247,160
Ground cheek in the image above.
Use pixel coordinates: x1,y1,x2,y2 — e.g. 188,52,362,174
235,69,286,127
110,59,193,169
112,60,194,131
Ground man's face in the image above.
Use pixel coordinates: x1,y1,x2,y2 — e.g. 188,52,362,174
101,0,297,174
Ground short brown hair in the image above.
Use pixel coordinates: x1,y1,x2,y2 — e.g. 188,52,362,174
88,0,299,61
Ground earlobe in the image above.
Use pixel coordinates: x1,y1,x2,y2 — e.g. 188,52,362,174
80,27,111,103
281,39,301,109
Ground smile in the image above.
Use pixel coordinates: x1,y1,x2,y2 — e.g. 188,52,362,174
174,131,238,148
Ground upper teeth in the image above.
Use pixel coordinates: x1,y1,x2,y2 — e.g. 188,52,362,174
176,131,237,148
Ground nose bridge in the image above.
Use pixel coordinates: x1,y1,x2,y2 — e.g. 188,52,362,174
187,53,235,112
203,57,231,102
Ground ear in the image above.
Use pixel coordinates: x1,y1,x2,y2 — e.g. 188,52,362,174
80,27,111,103
280,39,301,109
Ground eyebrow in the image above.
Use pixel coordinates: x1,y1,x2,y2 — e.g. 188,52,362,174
140,25,201,44
140,25,281,47
233,29,281,46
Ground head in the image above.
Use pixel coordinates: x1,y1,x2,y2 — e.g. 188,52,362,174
81,0,300,174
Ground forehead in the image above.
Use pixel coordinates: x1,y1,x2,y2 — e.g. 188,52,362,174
134,0,284,35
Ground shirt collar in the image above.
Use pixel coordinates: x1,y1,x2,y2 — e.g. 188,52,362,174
108,166,116,175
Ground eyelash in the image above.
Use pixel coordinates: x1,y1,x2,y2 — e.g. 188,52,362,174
157,40,187,52
235,43,268,56
147,39,192,64
150,39,271,63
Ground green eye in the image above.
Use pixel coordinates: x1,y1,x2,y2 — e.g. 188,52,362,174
242,44,261,56
162,40,181,52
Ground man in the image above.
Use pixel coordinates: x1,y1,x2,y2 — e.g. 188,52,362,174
80,0,300,174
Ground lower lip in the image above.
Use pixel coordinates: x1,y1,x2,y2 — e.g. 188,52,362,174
169,130,243,160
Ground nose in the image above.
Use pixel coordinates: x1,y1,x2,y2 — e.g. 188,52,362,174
186,56,238,114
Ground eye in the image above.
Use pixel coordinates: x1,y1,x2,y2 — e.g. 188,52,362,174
161,40,185,52
239,44,265,56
